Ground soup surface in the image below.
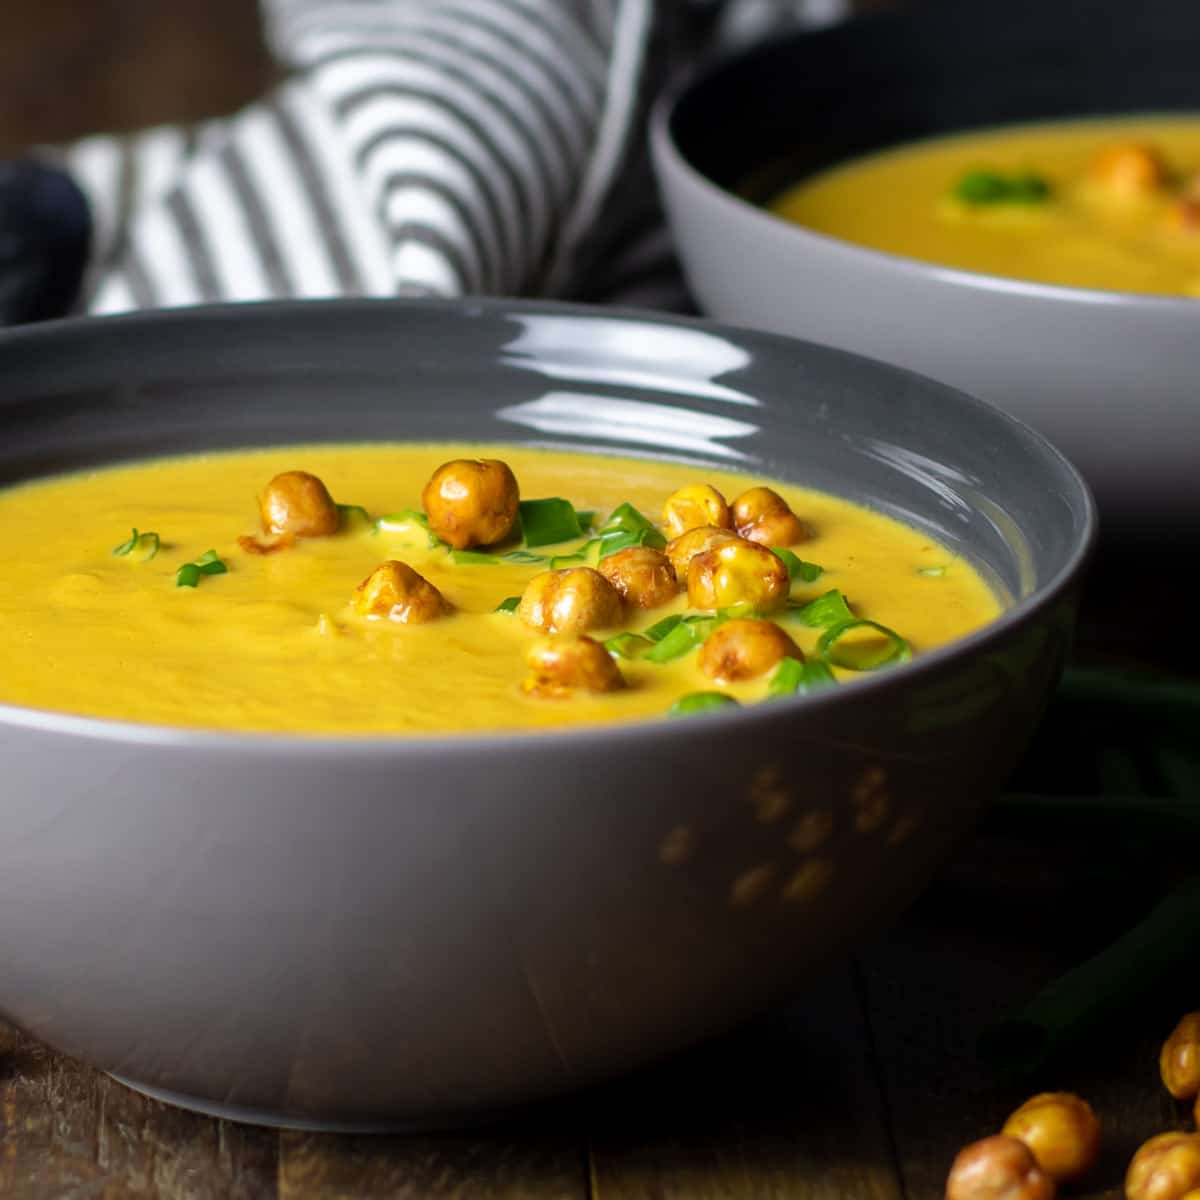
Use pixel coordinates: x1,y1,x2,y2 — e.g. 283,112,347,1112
0,444,1000,735
772,115,1200,296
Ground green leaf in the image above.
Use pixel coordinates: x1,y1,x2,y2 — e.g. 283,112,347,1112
600,502,657,537
772,547,822,584
336,503,371,527
597,526,666,559
768,657,836,698
494,596,521,614
605,632,652,660
518,498,584,547
644,614,684,643
645,620,716,664
668,692,740,719
952,167,1053,206
917,565,947,578
375,509,442,548
176,549,227,587
818,619,911,671
112,528,160,560
501,550,550,565
789,589,854,628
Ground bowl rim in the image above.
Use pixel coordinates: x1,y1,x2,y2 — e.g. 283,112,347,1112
0,296,1097,756
650,29,1200,315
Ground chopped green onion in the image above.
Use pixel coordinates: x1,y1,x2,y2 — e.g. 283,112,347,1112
818,619,911,671
111,528,160,560
668,692,740,719
605,632,652,660
714,603,761,622
917,565,947,578
549,547,594,568
336,503,371,527
645,620,716,664
518,498,584,547
448,549,502,566
772,547,823,584
175,549,227,588
597,526,666,559
789,589,855,628
768,657,836,698
494,596,521,614
644,614,684,643
600,502,657,536
375,509,442,548
501,550,550,565
575,510,597,531
952,167,1053,206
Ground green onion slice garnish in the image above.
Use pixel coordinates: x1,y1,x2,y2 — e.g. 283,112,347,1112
644,614,684,642
448,549,502,566
175,549,227,588
952,168,1053,206
772,547,823,584
112,528,160,560
644,619,720,664
668,692,740,719
605,632,652,660
518,498,585,548
375,510,442,548
917,565,947,578
768,657,836,698
789,589,854,628
494,596,520,614
818,619,912,671
600,502,656,536
336,503,371,527
597,526,667,558
501,550,550,565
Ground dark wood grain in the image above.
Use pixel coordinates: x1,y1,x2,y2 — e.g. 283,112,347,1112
0,0,277,157
0,1022,278,1199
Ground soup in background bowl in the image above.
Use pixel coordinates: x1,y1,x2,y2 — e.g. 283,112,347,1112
0,299,1092,1128
651,0,1200,542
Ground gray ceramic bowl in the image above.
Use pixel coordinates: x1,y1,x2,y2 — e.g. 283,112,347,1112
0,299,1092,1130
650,0,1200,544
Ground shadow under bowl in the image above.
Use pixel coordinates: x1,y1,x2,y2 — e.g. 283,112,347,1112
0,298,1092,1128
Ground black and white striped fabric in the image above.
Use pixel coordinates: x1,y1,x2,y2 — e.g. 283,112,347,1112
57,0,845,316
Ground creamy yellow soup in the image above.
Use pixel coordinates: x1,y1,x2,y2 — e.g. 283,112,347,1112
772,115,1200,296
0,444,1001,735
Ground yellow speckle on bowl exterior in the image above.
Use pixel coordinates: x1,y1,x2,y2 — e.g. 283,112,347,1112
781,858,835,904
729,864,778,909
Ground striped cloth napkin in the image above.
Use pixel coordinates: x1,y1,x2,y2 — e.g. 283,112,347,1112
24,0,848,319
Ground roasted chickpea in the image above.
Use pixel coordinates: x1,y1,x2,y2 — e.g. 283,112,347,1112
352,560,449,623
598,546,677,608
731,486,810,547
522,635,624,698
1089,142,1168,196
1001,1092,1100,1183
259,470,340,538
518,567,623,635
421,458,520,550
1127,1132,1200,1200
1161,1013,1200,1099
665,525,741,581
699,619,802,683
687,539,790,613
662,484,732,540
945,1135,1055,1200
